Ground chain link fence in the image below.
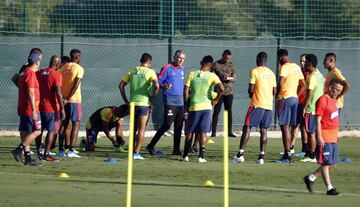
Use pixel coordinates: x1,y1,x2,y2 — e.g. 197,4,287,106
0,35,358,131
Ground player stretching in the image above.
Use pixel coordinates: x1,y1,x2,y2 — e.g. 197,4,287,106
119,53,159,160
233,52,276,164
303,79,345,196
276,49,305,163
181,55,224,163
11,52,43,165
81,104,130,152
60,49,84,158
36,55,65,161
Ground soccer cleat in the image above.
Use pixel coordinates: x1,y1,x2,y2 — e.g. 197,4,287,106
133,152,145,160
308,158,317,163
326,188,340,196
300,157,310,162
67,150,82,158
72,149,80,154
43,155,60,162
11,149,24,164
294,152,306,157
180,156,189,162
303,175,314,192
198,157,208,163
24,159,42,166
275,158,291,164
114,146,127,153
210,133,216,137
58,150,68,157
146,145,155,155
39,148,57,156
233,155,245,163
228,133,237,137
256,158,264,165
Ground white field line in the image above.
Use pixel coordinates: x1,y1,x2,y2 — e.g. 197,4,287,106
0,171,359,197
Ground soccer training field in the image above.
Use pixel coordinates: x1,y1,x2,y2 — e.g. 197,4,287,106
1,136,359,207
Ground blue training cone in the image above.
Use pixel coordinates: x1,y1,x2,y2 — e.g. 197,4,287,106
341,156,352,163
155,150,164,156
104,157,117,163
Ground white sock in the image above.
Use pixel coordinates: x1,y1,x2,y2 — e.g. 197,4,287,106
327,184,334,191
309,174,317,182
260,151,265,155
239,149,244,154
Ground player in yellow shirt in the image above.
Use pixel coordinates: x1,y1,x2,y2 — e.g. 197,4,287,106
233,52,276,165
59,49,84,158
119,53,160,160
181,55,224,163
276,49,305,163
323,53,351,115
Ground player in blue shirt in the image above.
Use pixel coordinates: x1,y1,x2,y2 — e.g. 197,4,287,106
147,50,186,155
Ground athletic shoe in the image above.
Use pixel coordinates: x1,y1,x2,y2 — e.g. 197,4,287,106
42,155,60,162
300,157,310,162
58,150,67,157
11,149,23,163
303,175,314,192
308,158,317,163
180,156,189,162
228,133,237,137
198,157,207,163
133,152,145,160
326,188,340,196
39,149,56,156
233,155,245,163
256,158,264,165
79,139,86,152
294,152,306,157
72,149,80,154
146,145,155,155
275,158,291,164
24,159,41,166
171,150,182,156
114,147,127,153
67,150,81,158
290,149,295,154
210,133,216,137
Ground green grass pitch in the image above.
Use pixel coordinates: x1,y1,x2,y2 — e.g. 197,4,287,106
0,136,360,206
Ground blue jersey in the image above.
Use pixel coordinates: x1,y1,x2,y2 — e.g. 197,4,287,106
158,63,185,106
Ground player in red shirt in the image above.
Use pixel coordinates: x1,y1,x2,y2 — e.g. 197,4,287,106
11,52,43,166
36,55,66,161
303,79,345,196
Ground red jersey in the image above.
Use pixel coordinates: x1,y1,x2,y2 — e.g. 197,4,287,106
36,67,62,113
18,67,40,116
298,71,308,104
315,94,339,143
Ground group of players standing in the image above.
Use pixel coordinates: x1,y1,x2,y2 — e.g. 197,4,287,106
9,47,350,195
11,48,85,165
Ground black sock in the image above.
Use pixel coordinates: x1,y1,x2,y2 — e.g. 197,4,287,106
65,145,70,150
309,152,315,159
236,151,244,158
199,147,205,159
301,143,307,153
183,139,191,158
24,151,31,162
258,154,264,159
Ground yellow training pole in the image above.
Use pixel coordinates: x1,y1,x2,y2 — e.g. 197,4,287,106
126,102,135,207
223,110,229,207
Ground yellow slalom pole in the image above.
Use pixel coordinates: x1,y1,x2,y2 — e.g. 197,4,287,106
126,102,135,207
223,110,229,207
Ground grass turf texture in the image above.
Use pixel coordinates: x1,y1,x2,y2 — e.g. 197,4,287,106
0,136,360,207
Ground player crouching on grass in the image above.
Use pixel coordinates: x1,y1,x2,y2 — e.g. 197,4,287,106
303,79,345,196
181,55,224,163
80,104,130,152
